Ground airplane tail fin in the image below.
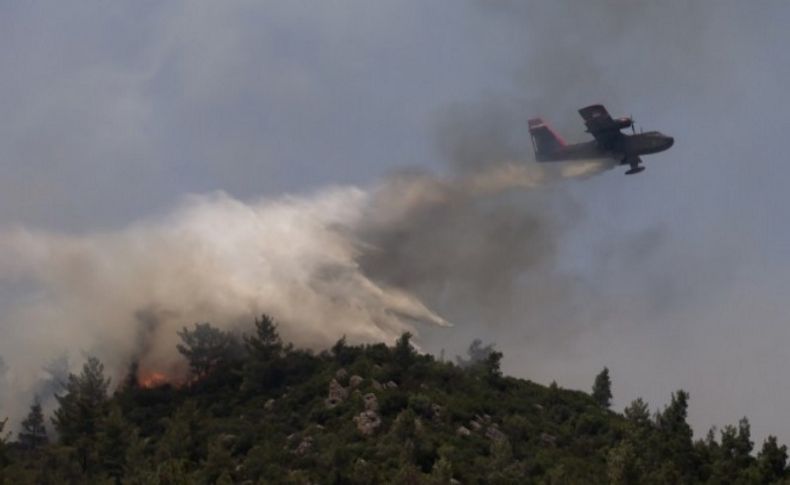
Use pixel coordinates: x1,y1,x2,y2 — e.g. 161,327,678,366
528,118,566,160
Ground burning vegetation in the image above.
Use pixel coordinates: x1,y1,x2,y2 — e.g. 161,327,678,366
0,314,787,483
137,371,169,389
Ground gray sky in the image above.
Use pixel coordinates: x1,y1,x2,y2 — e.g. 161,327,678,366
2,0,790,444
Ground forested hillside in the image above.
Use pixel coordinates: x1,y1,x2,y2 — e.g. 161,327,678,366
0,316,787,484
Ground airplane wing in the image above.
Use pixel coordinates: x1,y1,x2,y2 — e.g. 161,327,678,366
578,104,625,147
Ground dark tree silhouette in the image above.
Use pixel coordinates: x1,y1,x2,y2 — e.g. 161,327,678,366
52,356,111,473
757,435,788,482
393,332,416,368
655,390,696,478
18,397,48,450
97,405,136,481
244,314,287,361
52,357,110,443
592,367,612,408
177,323,239,379
241,315,291,392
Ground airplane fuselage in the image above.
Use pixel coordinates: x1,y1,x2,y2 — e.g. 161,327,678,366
536,131,674,164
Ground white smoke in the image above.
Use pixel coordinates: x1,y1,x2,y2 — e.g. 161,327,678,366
0,160,603,424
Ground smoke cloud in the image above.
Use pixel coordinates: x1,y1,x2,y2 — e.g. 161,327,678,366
0,156,607,424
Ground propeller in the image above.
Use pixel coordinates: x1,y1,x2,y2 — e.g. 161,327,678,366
630,114,636,134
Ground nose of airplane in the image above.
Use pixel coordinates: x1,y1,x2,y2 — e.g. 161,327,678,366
665,136,674,149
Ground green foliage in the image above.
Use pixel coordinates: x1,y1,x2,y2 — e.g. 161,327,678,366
757,435,788,482
121,427,149,484
96,405,137,480
245,314,286,360
241,314,293,394
52,357,111,443
721,417,754,469
18,398,48,450
408,393,434,418
177,322,240,379
708,417,757,482
430,453,453,482
657,391,694,462
482,350,504,384
156,400,206,464
592,367,612,408
331,336,359,366
51,356,111,474
3,319,787,483
624,397,650,426
200,438,235,484
607,440,639,484
393,332,416,370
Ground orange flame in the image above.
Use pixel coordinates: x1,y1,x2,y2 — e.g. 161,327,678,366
138,371,169,389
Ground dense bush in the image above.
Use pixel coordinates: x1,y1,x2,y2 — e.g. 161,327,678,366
0,315,787,483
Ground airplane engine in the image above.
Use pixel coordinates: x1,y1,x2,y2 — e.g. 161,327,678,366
615,117,633,130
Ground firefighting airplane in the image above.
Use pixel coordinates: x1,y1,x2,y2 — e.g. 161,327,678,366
528,104,674,175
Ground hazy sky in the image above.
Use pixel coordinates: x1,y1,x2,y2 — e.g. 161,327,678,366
2,1,790,444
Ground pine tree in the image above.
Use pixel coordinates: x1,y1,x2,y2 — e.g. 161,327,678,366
655,390,696,478
52,356,111,474
52,357,111,443
241,315,290,392
616,398,654,480
624,397,650,427
592,367,612,408
623,397,653,448
393,332,416,369
756,435,788,482
97,405,136,480
483,350,504,384
177,322,239,379
244,314,285,361
156,401,205,463
720,417,754,470
18,397,48,450
657,390,692,440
